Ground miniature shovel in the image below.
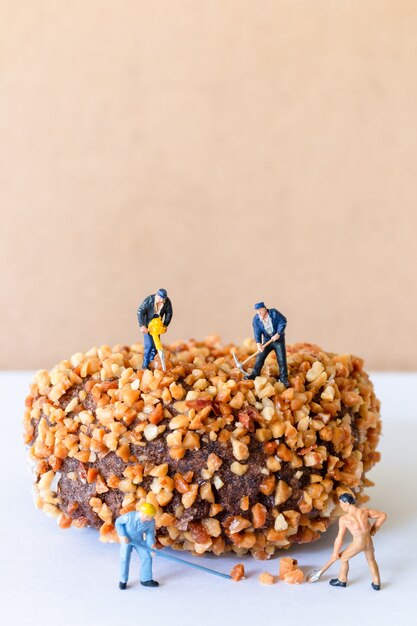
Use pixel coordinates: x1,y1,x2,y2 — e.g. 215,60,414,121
306,554,340,583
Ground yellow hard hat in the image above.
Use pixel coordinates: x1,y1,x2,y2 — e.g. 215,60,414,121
139,502,156,516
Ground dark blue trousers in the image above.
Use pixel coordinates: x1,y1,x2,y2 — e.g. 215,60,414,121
251,338,288,381
143,333,157,368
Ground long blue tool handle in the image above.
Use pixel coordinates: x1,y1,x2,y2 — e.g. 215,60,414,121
152,549,231,579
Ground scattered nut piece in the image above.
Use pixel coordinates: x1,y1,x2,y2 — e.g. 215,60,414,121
279,557,299,580
259,572,275,585
230,563,245,582
284,569,304,584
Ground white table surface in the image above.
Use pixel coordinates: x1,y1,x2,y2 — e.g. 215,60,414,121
1,372,416,626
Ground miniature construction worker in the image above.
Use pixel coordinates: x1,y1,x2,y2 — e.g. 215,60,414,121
137,289,173,369
245,302,289,387
116,502,159,590
329,493,387,590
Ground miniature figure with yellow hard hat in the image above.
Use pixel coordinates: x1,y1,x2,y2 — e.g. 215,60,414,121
115,502,158,590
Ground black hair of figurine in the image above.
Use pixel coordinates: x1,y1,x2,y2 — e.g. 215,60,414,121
339,493,356,505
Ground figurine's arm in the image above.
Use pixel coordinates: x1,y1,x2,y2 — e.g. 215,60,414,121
275,311,287,336
115,515,130,544
145,521,156,549
163,299,173,327
253,319,263,349
332,520,347,558
137,296,151,331
368,509,387,536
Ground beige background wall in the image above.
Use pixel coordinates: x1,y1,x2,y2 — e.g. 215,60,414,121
1,0,416,370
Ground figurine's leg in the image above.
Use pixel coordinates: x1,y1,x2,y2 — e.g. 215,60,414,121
337,541,362,583
273,339,289,384
143,334,156,369
120,543,133,585
248,344,273,378
138,546,153,582
338,556,350,583
364,545,381,587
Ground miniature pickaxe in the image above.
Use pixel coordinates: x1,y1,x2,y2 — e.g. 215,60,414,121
231,337,275,375
148,316,167,372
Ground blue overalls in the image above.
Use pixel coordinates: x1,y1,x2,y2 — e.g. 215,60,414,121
115,511,155,584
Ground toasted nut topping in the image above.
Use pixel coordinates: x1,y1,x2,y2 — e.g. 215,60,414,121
252,503,267,528
274,513,288,531
213,474,224,490
230,461,248,476
231,438,249,461
181,484,198,509
306,361,325,382
144,424,159,441
275,480,292,506
227,516,251,534
169,415,189,430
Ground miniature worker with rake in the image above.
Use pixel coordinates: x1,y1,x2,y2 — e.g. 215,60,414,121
244,302,289,387
137,289,172,370
116,502,159,589
308,493,387,590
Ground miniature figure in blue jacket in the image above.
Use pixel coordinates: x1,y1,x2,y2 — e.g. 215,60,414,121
115,503,159,589
245,302,289,386
137,289,173,369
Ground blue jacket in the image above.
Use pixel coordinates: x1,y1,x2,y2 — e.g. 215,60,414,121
137,294,173,328
115,511,155,547
252,308,287,344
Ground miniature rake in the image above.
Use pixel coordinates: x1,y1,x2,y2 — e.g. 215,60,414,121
152,549,232,580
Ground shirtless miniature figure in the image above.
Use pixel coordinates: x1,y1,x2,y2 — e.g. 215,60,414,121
329,493,387,590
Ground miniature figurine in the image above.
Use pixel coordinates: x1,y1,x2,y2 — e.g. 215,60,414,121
327,493,387,590
115,502,159,589
244,302,289,387
137,289,172,369
116,503,232,587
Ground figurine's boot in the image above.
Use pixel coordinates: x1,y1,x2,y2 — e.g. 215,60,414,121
119,582,127,590
371,582,381,591
329,578,347,587
141,580,159,587
274,340,289,388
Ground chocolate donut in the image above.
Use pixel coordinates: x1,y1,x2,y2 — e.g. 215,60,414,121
24,337,381,559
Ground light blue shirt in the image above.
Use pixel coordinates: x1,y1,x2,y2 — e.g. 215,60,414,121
115,511,155,547
262,314,274,336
